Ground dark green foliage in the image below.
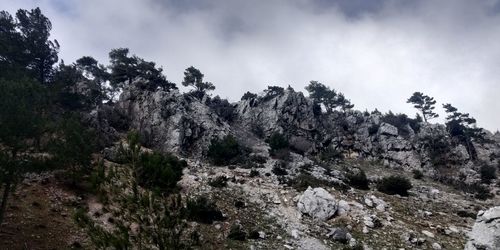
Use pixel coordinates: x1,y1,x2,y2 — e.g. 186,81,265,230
443,103,485,159
289,173,330,191
251,155,268,164
421,134,456,169
268,132,289,152
207,135,242,166
456,210,477,219
74,208,132,249
207,96,235,121
0,8,59,83
227,224,246,241
208,176,228,188
241,91,257,100
272,163,288,176
136,152,187,193
109,48,175,91
320,147,344,161
305,81,354,113
182,66,215,98
480,164,496,184
262,86,285,101
412,169,424,180
0,77,48,225
474,185,493,200
377,176,412,196
346,170,369,190
381,112,420,136
248,230,260,239
52,115,96,185
185,197,225,224
407,92,439,122
368,124,380,136
249,169,260,177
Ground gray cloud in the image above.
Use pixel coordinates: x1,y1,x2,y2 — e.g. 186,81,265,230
1,0,500,131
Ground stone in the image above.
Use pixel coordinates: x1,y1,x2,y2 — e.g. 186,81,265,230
422,230,435,238
379,123,398,136
327,227,351,244
337,200,350,216
432,243,442,250
297,187,338,221
465,206,500,250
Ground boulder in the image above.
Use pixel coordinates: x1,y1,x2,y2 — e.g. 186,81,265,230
379,123,398,136
327,227,351,243
465,206,500,250
297,187,337,221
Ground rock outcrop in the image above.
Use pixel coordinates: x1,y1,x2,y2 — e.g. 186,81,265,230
297,187,338,221
113,79,231,156
465,206,500,250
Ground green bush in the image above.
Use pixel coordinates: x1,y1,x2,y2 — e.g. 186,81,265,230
136,152,187,193
268,132,289,152
249,169,260,177
289,173,330,191
208,176,228,188
368,124,380,136
185,197,225,224
207,135,242,166
227,224,246,241
377,176,412,196
412,169,424,180
272,162,288,176
346,170,369,190
480,164,497,184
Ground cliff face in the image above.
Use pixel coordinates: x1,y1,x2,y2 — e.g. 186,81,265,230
98,78,500,180
113,78,231,156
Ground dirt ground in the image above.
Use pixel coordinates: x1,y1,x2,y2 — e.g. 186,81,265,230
0,174,90,250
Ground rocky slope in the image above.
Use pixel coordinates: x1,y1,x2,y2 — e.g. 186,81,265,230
82,78,500,249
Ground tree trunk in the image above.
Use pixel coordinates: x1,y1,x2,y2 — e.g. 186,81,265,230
0,180,12,227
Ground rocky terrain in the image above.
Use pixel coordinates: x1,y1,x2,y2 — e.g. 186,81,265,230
56,78,497,249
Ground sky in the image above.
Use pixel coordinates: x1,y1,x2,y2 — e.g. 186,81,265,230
1,0,500,131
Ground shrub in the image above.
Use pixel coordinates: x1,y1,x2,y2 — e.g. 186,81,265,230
185,197,225,224
208,176,228,188
261,86,284,101
251,155,267,164
346,170,369,190
272,162,288,176
368,124,379,136
412,169,424,180
480,164,497,184
207,135,242,166
249,169,260,177
136,152,187,193
227,224,246,241
377,176,412,196
320,147,344,161
381,112,420,136
207,96,235,122
241,91,257,101
289,173,330,191
268,132,289,152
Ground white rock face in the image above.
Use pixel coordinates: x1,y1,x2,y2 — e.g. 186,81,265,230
297,187,338,221
379,123,398,136
465,206,500,250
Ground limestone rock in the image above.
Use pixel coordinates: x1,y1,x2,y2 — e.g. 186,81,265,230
297,187,338,221
465,206,500,250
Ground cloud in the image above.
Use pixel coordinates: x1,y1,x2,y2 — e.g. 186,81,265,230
1,0,500,131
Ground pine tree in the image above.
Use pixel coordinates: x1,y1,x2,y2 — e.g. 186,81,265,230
407,92,439,122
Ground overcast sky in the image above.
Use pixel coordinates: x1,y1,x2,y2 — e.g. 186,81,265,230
2,0,500,131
